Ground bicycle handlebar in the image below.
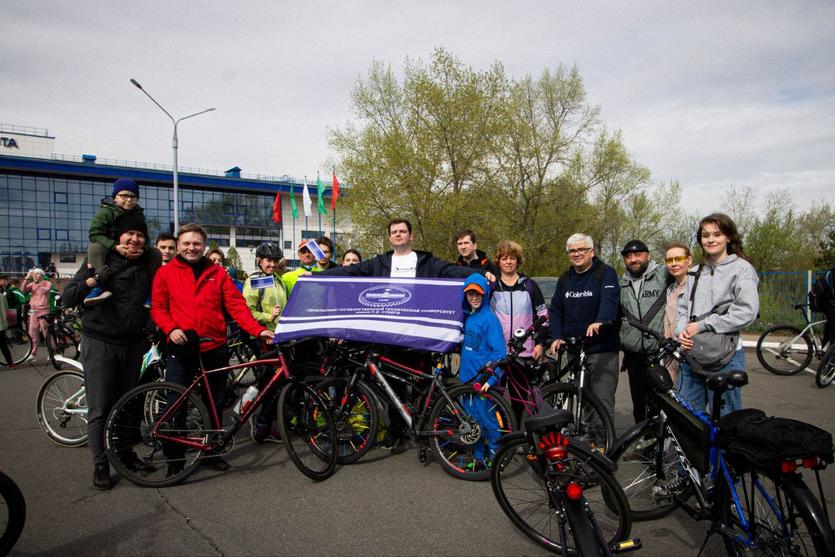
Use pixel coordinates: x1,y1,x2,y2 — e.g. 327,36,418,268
625,318,708,378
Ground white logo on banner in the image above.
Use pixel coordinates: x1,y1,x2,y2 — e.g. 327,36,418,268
358,285,412,308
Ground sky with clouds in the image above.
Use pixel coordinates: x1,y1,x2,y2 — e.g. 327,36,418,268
2,1,833,214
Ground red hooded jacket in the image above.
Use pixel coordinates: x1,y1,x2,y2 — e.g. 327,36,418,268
151,256,265,352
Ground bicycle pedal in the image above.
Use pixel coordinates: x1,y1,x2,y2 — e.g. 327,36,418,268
611,538,641,553
418,446,428,465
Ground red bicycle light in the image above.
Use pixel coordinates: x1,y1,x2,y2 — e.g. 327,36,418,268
781,460,797,474
565,482,583,500
802,456,818,469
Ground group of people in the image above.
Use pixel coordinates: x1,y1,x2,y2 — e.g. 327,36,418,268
0,270,63,368
34,176,762,489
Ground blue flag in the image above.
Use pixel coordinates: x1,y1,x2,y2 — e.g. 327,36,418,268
275,276,465,352
250,275,276,290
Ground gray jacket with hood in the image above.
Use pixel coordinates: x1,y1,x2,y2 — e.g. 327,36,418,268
675,254,759,336
619,261,668,353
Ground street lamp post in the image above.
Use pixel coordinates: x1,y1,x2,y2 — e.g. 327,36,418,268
130,78,215,233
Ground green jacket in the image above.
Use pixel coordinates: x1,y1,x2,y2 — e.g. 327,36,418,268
243,272,288,332
619,261,669,353
88,199,145,251
4,286,28,309
280,266,324,295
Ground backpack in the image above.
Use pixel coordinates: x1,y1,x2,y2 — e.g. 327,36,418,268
809,270,834,315
719,408,834,476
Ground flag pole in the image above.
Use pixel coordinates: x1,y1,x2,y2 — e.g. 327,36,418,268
317,170,322,235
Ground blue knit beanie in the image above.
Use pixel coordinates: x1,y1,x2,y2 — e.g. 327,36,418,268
112,178,140,198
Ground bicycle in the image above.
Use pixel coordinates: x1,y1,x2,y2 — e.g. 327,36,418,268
0,469,26,556
0,328,32,367
817,343,834,388
608,319,835,555
36,309,80,370
756,304,829,376
474,316,615,452
104,339,338,486
35,340,165,447
314,341,516,480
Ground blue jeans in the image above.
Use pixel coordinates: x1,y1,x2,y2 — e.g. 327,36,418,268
678,348,744,417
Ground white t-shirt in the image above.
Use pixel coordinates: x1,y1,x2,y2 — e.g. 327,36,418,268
390,252,418,278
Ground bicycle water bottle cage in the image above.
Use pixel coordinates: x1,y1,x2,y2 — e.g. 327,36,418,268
705,370,748,393
525,407,573,434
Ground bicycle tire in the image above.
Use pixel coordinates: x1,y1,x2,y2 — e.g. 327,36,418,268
276,381,338,481
428,383,517,481
716,470,835,556
537,383,615,452
105,382,211,488
0,470,26,556
36,370,88,447
491,435,631,555
45,329,61,370
314,376,378,465
815,344,835,388
607,419,692,521
756,325,813,376
3,328,32,366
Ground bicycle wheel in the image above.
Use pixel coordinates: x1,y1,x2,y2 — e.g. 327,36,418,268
607,419,692,521
756,325,813,376
276,381,338,481
815,345,834,388
105,382,211,488
717,470,835,556
538,383,615,452
491,435,631,555
315,377,378,464
3,328,32,366
36,370,88,446
428,384,517,481
0,470,26,556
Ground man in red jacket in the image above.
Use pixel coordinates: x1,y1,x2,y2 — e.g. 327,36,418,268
151,223,272,473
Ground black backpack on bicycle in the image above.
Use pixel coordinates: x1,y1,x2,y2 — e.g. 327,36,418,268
718,408,834,476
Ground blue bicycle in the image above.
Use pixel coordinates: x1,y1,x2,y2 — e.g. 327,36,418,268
608,320,835,555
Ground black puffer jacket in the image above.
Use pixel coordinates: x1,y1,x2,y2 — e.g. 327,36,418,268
62,253,151,344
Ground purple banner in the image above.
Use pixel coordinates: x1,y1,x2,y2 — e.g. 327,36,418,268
274,276,465,352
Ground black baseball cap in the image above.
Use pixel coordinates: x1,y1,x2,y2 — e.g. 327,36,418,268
621,239,649,256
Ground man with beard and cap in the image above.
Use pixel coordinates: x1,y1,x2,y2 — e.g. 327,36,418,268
618,239,671,423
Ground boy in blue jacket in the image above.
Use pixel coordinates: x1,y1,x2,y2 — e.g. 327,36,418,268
459,273,508,467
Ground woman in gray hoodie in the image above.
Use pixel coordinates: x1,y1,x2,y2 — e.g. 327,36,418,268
676,213,759,415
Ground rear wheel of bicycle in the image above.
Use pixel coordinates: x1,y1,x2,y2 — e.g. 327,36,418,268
36,370,88,446
0,470,26,556
756,325,813,376
105,382,211,488
3,328,33,366
428,384,517,481
815,345,835,388
537,383,615,452
607,419,692,521
277,381,338,481
314,377,378,464
717,471,835,556
491,435,631,555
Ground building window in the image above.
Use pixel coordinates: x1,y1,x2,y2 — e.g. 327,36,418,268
37,228,51,240
284,240,292,250
54,192,68,204
55,229,69,241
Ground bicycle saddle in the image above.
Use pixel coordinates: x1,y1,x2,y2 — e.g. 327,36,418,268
525,407,573,434
706,370,748,392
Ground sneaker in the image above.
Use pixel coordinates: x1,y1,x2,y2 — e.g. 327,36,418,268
84,287,113,306
93,462,112,490
202,456,230,471
250,418,269,445
122,451,156,473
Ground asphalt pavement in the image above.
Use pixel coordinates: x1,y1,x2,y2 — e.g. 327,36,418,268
1,350,833,556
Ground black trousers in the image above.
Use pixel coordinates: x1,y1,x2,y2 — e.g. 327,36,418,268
623,350,653,424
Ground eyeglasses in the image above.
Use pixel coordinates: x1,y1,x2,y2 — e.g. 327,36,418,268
665,256,689,264
566,247,592,255
116,193,138,200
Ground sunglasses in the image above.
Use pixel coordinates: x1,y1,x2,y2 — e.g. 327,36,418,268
665,256,689,264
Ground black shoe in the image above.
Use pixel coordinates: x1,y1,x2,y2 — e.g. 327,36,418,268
93,462,112,490
123,451,156,473
202,456,230,471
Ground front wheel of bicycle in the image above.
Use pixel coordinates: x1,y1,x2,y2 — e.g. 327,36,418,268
2,328,32,366
815,345,834,388
607,419,692,521
105,382,211,488
277,381,338,481
537,382,615,452
428,383,517,481
717,470,835,556
0,470,26,556
491,435,631,555
36,370,88,446
314,376,378,465
756,325,813,376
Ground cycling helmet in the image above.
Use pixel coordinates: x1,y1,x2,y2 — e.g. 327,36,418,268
255,242,281,260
